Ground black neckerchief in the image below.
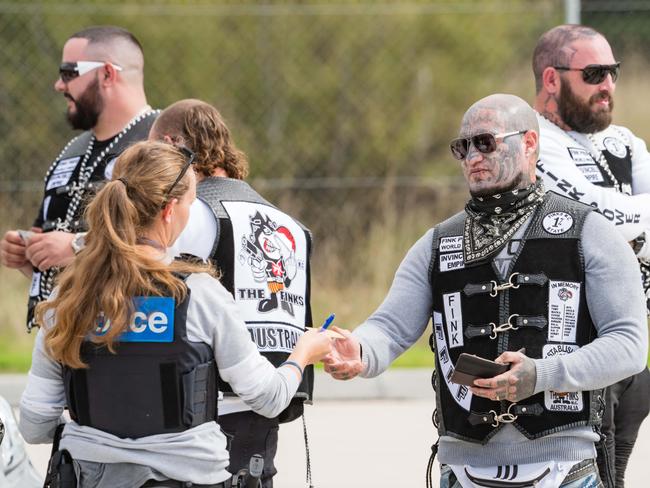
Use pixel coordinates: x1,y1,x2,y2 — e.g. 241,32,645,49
463,180,545,265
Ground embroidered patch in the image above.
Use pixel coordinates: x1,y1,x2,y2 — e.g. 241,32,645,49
543,343,584,412
46,156,80,191
439,236,463,253
567,147,593,164
433,311,472,411
547,281,581,343
602,137,627,159
443,292,464,349
576,163,604,183
542,212,574,235
439,251,465,272
42,196,52,222
29,272,41,297
104,156,118,179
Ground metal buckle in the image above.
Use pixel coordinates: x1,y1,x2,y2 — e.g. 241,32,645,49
489,272,521,297
489,314,520,339
489,403,519,427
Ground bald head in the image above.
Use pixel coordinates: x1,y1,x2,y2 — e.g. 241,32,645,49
458,94,539,197
532,24,605,93
461,94,539,141
70,26,144,83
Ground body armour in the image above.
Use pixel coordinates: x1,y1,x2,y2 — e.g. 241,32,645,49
429,192,603,444
197,177,313,422
27,110,158,331
63,282,218,439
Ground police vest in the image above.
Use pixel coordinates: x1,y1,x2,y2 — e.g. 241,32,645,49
429,192,603,443
197,177,313,422
63,283,217,439
28,111,158,331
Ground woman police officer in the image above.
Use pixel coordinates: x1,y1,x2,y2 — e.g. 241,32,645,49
18,141,333,488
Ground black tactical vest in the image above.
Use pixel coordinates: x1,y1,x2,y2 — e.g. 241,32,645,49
63,283,218,439
27,111,158,331
197,177,313,423
429,192,604,443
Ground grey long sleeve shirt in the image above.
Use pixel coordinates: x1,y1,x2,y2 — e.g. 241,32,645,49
354,209,648,466
19,273,300,486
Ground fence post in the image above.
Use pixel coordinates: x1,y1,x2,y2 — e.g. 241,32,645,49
565,0,581,24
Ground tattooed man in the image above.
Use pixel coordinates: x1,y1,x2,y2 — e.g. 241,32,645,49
533,25,650,487
323,94,647,488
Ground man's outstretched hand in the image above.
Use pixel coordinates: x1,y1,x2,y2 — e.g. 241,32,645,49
322,326,364,381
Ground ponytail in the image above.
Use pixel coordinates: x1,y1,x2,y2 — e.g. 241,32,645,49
36,141,212,368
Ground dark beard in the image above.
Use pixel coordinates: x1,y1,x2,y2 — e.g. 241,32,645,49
558,78,613,133
65,76,103,130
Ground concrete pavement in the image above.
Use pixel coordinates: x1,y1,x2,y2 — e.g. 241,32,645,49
4,371,649,487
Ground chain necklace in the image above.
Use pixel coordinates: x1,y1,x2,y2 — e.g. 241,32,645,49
39,107,158,298
538,112,629,195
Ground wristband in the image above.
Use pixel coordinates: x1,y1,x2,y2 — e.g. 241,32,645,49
280,360,304,381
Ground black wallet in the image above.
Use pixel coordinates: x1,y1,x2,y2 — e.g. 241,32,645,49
450,353,509,386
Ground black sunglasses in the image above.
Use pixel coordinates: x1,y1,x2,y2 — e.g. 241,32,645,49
162,146,196,206
553,63,620,85
450,130,527,161
58,61,123,83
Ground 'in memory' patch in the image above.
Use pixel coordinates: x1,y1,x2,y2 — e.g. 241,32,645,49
548,281,580,343
543,343,584,412
542,212,574,235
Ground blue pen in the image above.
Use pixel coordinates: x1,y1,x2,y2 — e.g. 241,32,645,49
319,313,335,332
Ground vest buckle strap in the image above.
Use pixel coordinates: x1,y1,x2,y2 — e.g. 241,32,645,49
463,272,548,298
489,314,520,339
512,272,548,287
465,315,546,339
468,403,520,428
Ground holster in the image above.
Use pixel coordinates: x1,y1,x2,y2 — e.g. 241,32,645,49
43,449,76,488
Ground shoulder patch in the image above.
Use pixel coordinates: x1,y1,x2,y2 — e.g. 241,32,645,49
542,212,574,235
602,137,627,159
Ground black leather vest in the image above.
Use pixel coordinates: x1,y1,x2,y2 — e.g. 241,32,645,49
63,284,218,439
27,111,158,331
593,133,633,194
197,177,313,422
429,192,603,443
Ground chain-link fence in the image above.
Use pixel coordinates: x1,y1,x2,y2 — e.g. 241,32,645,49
1,1,649,331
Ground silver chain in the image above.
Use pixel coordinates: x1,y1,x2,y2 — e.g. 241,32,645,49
39,108,158,297
539,113,630,195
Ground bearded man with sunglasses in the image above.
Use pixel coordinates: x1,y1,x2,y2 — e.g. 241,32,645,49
533,24,650,487
0,26,157,331
323,94,647,488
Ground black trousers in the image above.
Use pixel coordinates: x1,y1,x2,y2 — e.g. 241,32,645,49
597,367,650,487
220,410,280,488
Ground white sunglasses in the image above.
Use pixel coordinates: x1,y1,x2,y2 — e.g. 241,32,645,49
59,61,123,83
